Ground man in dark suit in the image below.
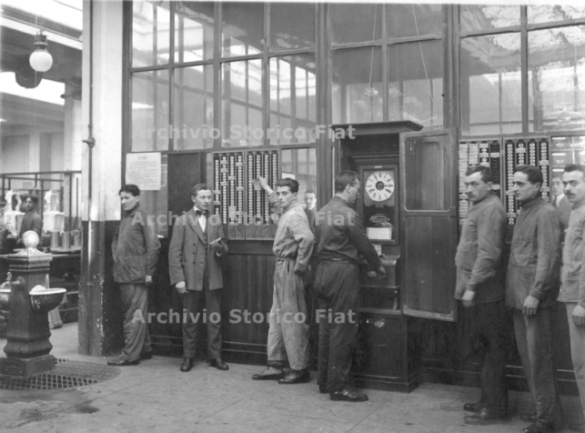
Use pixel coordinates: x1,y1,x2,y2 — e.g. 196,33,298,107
169,183,229,372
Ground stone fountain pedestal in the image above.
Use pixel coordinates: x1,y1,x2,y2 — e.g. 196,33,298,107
0,232,65,378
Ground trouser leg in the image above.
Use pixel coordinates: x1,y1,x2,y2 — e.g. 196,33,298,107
477,302,507,415
317,296,331,388
526,309,559,423
514,310,536,404
566,303,585,420
120,284,149,362
462,303,488,406
322,263,360,392
182,290,202,358
514,309,561,423
278,260,310,371
267,277,287,365
205,288,223,360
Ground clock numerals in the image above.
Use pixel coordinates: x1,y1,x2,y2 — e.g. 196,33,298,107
365,170,395,202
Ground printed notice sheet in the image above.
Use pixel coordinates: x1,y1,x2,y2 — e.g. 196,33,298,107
126,153,161,191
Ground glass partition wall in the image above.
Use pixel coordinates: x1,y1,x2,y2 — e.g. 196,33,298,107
128,2,447,238
459,4,585,136
128,3,585,238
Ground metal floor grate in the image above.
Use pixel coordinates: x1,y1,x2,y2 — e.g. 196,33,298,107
0,358,120,391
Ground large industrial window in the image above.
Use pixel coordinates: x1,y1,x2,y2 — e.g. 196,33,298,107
332,47,383,124
459,4,585,136
460,34,522,136
330,3,445,129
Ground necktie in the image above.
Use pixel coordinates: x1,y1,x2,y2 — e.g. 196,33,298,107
196,209,207,232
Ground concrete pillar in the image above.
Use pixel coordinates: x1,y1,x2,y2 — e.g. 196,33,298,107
78,0,124,356
63,85,83,171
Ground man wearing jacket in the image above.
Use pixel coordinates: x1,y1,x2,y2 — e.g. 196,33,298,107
313,170,385,402
108,184,160,366
252,177,314,384
455,166,508,425
558,164,585,431
506,165,563,433
169,183,229,372
17,195,42,246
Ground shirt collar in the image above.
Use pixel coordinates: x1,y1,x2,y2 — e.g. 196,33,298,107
332,195,350,206
282,198,299,214
518,194,543,211
573,200,585,211
124,203,140,217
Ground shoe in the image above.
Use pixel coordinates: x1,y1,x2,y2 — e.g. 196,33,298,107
318,384,328,394
107,357,139,366
252,367,284,381
140,352,153,360
278,369,310,384
522,421,554,433
330,387,368,402
180,357,195,372
464,408,505,425
518,412,537,423
463,402,483,412
209,358,229,371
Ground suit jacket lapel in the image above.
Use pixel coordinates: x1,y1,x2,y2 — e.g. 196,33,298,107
186,209,205,244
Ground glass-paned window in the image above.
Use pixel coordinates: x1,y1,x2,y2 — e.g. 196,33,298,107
281,148,317,204
460,34,521,135
332,47,383,124
173,66,214,150
174,1,214,62
222,2,264,57
222,60,263,147
460,5,520,33
269,55,317,145
387,4,442,38
132,1,171,67
528,26,585,132
330,4,382,45
404,138,446,211
270,3,316,51
132,70,170,151
140,154,168,237
388,40,444,128
528,5,585,25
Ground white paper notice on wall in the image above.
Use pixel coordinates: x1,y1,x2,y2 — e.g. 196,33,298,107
126,153,161,191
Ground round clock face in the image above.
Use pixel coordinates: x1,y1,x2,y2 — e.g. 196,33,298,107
365,171,395,202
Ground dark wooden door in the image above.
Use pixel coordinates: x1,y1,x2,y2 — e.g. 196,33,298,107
400,129,458,322
149,152,206,356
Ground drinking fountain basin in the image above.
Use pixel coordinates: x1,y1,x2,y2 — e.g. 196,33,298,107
29,285,66,314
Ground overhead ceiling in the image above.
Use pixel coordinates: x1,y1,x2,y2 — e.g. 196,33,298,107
0,1,82,136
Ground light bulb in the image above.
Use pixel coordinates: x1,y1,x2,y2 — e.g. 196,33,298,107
29,32,53,73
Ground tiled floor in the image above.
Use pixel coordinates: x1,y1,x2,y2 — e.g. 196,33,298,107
0,322,583,433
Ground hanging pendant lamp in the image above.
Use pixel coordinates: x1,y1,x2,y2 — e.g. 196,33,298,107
29,30,53,73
